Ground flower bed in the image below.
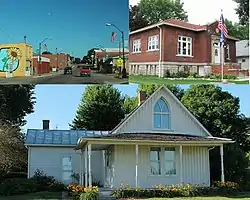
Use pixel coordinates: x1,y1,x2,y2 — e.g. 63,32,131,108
111,182,240,199
67,184,99,200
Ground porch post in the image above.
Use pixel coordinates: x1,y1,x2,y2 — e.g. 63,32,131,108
102,150,106,187
135,144,139,187
85,146,88,187
88,144,92,186
80,151,82,185
179,145,183,184
220,144,225,183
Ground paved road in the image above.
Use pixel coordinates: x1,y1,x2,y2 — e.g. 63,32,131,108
0,68,128,84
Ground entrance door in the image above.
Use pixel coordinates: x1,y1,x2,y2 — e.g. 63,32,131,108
105,150,113,188
214,43,220,63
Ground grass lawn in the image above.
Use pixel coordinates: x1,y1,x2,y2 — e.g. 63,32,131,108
130,192,250,200
129,75,249,85
0,191,62,200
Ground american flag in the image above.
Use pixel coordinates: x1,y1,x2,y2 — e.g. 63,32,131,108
111,32,117,43
218,10,228,46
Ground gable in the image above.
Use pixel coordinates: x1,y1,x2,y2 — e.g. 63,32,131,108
112,86,211,137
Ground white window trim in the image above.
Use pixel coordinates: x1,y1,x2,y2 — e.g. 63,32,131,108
177,35,193,57
152,97,171,131
148,147,177,177
132,39,141,53
147,35,159,51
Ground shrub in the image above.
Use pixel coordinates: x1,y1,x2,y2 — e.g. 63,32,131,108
2,172,27,180
67,184,99,200
112,183,241,199
0,178,37,196
224,74,237,80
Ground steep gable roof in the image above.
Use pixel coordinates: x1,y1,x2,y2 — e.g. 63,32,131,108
111,86,212,136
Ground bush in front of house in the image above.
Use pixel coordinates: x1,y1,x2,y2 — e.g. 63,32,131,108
0,169,65,196
67,184,99,200
111,182,240,199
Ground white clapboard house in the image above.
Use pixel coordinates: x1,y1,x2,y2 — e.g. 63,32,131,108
25,86,233,188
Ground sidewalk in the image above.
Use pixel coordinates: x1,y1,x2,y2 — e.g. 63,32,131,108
33,71,63,79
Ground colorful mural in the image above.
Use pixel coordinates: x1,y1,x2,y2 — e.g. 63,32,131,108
0,47,21,72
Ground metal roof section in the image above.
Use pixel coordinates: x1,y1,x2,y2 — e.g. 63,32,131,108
236,40,249,57
25,129,110,146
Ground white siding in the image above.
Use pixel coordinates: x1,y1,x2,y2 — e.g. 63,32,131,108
113,145,210,188
117,89,207,136
28,147,104,185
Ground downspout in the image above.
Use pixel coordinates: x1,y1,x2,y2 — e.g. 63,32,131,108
157,25,162,78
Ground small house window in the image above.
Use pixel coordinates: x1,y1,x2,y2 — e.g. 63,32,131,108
215,49,218,56
226,44,230,59
133,39,141,53
242,59,246,62
148,35,159,51
164,147,176,175
150,147,161,175
153,97,170,129
177,36,192,56
62,156,73,184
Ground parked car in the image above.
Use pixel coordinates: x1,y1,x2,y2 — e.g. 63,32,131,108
80,67,91,77
64,67,72,75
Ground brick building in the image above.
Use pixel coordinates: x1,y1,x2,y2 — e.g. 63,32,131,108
33,56,50,75
42,53,70,70
129,19,240,77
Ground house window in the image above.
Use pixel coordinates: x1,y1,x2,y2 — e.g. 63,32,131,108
133,39,141,53
153,97,170,129
148,35,159,51
150,147,161,175
215,49,218,56
226,44,230,59
164,147,176,175
62,156,73,184
177,36,192,56
242,59,246,62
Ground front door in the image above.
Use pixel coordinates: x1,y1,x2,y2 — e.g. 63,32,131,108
214,43,220,63
105,150,113,188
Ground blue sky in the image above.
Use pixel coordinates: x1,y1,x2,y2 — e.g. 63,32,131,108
0,0,129,58
23,84,250,131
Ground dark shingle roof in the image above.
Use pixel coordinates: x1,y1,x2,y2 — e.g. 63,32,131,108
93,133,232,142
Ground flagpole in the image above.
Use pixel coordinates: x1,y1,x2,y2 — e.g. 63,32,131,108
221,42,224,82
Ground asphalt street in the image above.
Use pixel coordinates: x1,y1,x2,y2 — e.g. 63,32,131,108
0,68,128,84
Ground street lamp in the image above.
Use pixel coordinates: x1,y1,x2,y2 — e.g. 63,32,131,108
106,23,126,78
38,36,52,75
56,48,63,70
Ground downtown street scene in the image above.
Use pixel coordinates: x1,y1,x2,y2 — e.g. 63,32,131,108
0,0,129,84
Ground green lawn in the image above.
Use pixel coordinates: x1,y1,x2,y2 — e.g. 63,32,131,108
0,191,62,200
129,75,249,85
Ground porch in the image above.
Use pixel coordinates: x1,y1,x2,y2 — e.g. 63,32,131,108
75,133,234,188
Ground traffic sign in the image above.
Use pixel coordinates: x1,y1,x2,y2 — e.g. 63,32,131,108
117,58,123,67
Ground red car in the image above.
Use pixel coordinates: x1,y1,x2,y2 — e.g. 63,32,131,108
80,67,91,77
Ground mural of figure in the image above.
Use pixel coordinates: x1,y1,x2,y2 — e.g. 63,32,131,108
0,47,22,72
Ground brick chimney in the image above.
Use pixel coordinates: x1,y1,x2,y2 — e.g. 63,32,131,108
138,91,147,106
42,120,50,130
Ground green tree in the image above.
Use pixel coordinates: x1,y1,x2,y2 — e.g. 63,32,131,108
70,85,125,130
129,5,149,31
137,84,185,100
123,96,138,114
181,85,250,184
233,0,249,25
225,19,249,40
0,123,27,177
139,0,188,25
0,85,36,127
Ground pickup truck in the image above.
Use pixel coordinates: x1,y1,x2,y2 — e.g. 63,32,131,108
80,67,91,77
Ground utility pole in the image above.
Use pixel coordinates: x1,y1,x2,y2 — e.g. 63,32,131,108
56,48,59,70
